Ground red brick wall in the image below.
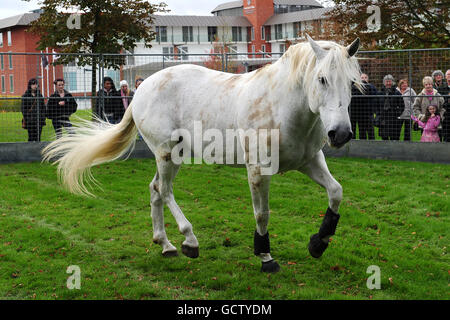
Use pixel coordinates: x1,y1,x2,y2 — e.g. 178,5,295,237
243,0,274,56
0,26,63,97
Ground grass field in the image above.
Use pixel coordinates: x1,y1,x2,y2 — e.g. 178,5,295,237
0,157,448,300
0,110,92,142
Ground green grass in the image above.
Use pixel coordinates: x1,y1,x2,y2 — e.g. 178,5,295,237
0,158,448,300
0,110,92,142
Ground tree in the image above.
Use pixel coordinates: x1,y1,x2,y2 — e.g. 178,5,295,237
24,0,167,113
325,0,449,49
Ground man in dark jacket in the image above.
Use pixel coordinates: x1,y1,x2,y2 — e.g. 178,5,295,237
21,78,46,142
95,77,123,124
46,78,78,138
376,75,405,141
349,73,378,140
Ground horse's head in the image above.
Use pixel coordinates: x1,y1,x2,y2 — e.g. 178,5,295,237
304,35,361,148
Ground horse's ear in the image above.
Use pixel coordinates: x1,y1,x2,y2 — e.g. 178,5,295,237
347,38,360,57
306,33,327,60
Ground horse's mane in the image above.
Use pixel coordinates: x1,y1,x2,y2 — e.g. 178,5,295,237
282,40,363,92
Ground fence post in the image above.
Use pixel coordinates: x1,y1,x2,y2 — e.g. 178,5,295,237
222,52,225,72
99,53,104,120
408,50,413,140
225,53,228,73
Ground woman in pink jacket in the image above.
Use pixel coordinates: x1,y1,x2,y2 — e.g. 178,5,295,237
411,105,441,142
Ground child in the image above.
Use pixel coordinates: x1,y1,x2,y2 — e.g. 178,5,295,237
411,105,441,142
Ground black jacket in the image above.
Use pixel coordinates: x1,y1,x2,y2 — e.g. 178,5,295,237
350,81,378,118
377,86,405,119
21,89,46,129
46,90,78,120
95,89,123,122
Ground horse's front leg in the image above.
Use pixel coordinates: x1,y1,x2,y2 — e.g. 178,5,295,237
246,164,280,273
299,150,342,259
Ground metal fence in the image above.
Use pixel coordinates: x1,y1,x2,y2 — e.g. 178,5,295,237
0,48,449,143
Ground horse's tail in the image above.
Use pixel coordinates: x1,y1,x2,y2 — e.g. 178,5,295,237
42,104,138,197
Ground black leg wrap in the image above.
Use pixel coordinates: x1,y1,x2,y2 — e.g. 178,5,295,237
318,208,340,239
261,260,280,273
254,230,270,256
308,233,329,258
308,208,340,259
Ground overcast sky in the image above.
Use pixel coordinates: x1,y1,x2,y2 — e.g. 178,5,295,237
0,0,330,19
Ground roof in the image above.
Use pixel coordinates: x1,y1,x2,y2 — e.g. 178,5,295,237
152,15,251,27
211,0,323,13
0,12,40,30
264,7,330,25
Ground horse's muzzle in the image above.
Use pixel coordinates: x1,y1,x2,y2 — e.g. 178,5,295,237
328,128,352,148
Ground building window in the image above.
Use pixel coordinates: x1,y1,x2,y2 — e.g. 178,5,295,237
7,31,11,46
63,71,77,91
1,75,5,93
208,26,218,42
156,26,167,43
182,26,194,42
0,54,3,70
9,74,14,93
261,44,266,53
279,44,286,53
275,24,283,40
261,26,265,40
232,27,242,42
163,46,174,60
0,32,3,47
8,52,12,69
251,27,255,41
180,46,188,60
293,22,301,38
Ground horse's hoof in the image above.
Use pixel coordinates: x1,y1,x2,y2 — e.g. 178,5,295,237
261,260,280,273
308,233,329,258
182,244,199,258
162,250,179,258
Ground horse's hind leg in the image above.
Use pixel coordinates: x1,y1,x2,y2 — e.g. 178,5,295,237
299,150,342,259
156,152,199,258
247,164,280,273
150,172,178,257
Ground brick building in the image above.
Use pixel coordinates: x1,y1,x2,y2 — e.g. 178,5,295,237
0,11,63,97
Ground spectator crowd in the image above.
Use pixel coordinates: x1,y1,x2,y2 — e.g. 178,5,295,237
20,76,143,141
19,69,450,143
349,69,449,143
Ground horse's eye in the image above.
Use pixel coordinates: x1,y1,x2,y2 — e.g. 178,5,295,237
319,77,327,86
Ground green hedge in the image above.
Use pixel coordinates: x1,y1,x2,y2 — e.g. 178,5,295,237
0,98,21,112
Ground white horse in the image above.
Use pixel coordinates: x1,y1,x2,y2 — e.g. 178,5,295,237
43,35,361,273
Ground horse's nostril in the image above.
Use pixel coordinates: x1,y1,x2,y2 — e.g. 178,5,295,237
328,130,336,141
346,132,353,142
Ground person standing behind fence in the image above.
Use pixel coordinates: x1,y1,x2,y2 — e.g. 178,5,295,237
95,77,122,124
119,80,132,110
441,70,450,142
376,75,404,140
130,77,144,100
397,79,416,141
432,70,446,91
413,76,445,141
411,105,441,143
46,79,78,138
349,73,377,140
21,78,46,142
